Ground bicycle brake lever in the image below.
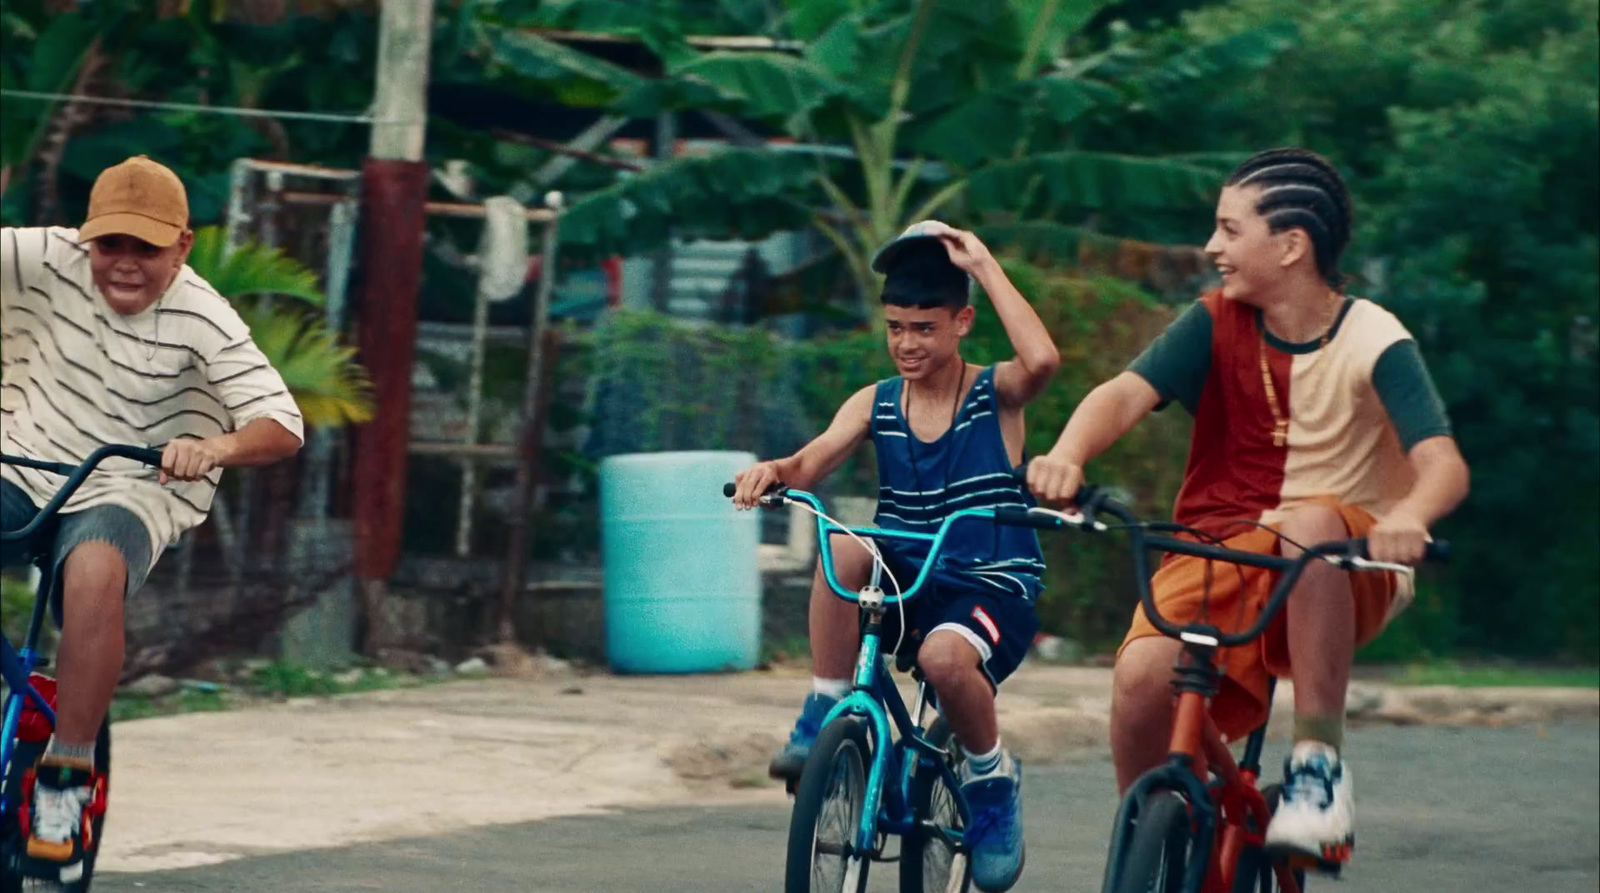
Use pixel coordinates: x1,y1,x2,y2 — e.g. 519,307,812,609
1327,554,1415,574
1073,484,1106,529
1324,542,1415,574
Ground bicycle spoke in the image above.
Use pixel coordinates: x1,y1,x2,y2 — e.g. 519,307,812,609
810,743,864,892
923,777,961,889
942,853,969,893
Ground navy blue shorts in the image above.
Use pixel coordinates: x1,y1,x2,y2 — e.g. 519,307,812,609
872,543,1040,690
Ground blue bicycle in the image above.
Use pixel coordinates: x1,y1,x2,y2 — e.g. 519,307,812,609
2,444,163,893
725,480,1050,893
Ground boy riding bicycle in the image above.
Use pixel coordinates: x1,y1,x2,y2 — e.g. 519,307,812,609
732,220,1058,893
1026,148,1471,868
1,155,304,881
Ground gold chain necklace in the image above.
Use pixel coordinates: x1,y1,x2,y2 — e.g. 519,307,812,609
1259,294,1341,448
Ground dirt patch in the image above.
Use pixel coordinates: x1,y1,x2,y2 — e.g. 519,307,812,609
1004,708,1111,764
662,731,785,790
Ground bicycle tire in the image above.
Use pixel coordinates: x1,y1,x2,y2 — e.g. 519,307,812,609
2,706,112,893
1112,790,1192,893
786,717,873,893
900,717,971,893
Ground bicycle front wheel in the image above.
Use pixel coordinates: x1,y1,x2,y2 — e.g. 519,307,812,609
786,717,873,893
1112,790,1193,893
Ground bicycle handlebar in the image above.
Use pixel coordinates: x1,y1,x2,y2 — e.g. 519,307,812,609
998,475,1449,648
0,444,165,542
721,474,1053,606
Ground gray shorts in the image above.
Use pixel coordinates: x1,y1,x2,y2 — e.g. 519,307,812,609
1,478,154,626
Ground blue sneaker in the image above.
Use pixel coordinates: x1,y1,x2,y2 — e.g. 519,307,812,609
962,751,1025,892
768,692,838,780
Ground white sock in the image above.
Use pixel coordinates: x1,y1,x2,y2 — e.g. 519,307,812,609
964,739,1003,776
811,677,850,700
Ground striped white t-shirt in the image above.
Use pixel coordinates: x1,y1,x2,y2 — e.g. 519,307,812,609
1,226,305,563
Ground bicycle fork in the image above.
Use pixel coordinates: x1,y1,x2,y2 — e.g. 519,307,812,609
826,606,941,887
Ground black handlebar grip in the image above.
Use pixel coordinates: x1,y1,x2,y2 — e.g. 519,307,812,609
994,507,1063,530
124,446,165,467
724,481,788,502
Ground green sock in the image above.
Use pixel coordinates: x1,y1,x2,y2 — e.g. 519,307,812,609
45,738,95,766
1292,714,1344,752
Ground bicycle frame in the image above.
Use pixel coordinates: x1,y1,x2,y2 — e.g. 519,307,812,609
1103,656,1291,893
1,444,163,818
1050,488,1443,893
0,558,59,820
782,488,1032,868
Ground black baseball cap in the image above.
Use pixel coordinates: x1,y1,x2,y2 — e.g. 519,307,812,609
872,220,970,308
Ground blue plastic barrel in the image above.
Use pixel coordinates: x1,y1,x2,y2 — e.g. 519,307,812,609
600,451,761,673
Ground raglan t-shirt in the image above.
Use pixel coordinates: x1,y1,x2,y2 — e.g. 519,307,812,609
1129,290,1451,536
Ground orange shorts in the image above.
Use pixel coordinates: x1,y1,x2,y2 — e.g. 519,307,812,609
1118,500,1401,741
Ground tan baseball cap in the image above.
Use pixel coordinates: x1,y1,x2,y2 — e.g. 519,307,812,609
78,155,189,247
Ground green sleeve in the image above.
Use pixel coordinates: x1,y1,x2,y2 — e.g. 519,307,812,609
1127,300,1212,414
1372,339,1453,451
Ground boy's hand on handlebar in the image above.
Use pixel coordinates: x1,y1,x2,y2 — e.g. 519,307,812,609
731,461,783,510
1367,510,1431,565
160,436,227,485
1026,454,1084,507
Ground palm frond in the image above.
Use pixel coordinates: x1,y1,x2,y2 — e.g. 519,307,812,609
235,303,373,428
187,225,325,307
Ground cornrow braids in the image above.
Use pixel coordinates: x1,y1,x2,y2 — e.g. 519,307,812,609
1227,148,1353,285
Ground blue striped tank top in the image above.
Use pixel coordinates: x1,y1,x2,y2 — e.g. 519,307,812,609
870,365,1046,603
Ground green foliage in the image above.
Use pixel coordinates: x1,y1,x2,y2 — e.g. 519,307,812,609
967,260,1191,644
1120,0,1600,661
559,149,819,252
0,12,98,171
583,310,803,458
109,663,419,723
578,258,1192,647
1355,578,1461,663
184,226,374,428
234,304,374,427
470,0,1292,315
1,574,44,650
0,2,377,223
186,226,325,307
1382,662,1600,689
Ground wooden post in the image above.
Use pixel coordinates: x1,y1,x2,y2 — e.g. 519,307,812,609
498,200,562,643
351,0,433,655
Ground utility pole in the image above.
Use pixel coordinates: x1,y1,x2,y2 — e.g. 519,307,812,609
351,0,434,656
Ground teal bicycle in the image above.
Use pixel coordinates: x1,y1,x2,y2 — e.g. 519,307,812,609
725,480,1050,893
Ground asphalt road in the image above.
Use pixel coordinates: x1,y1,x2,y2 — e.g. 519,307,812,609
96,721,1599,893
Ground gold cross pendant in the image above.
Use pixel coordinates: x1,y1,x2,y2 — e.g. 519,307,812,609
1272,422,1289,448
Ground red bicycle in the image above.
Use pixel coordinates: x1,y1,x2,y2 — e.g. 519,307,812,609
998,485,1447,893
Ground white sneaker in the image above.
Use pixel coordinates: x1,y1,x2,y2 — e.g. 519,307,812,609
1264,741,1354,864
